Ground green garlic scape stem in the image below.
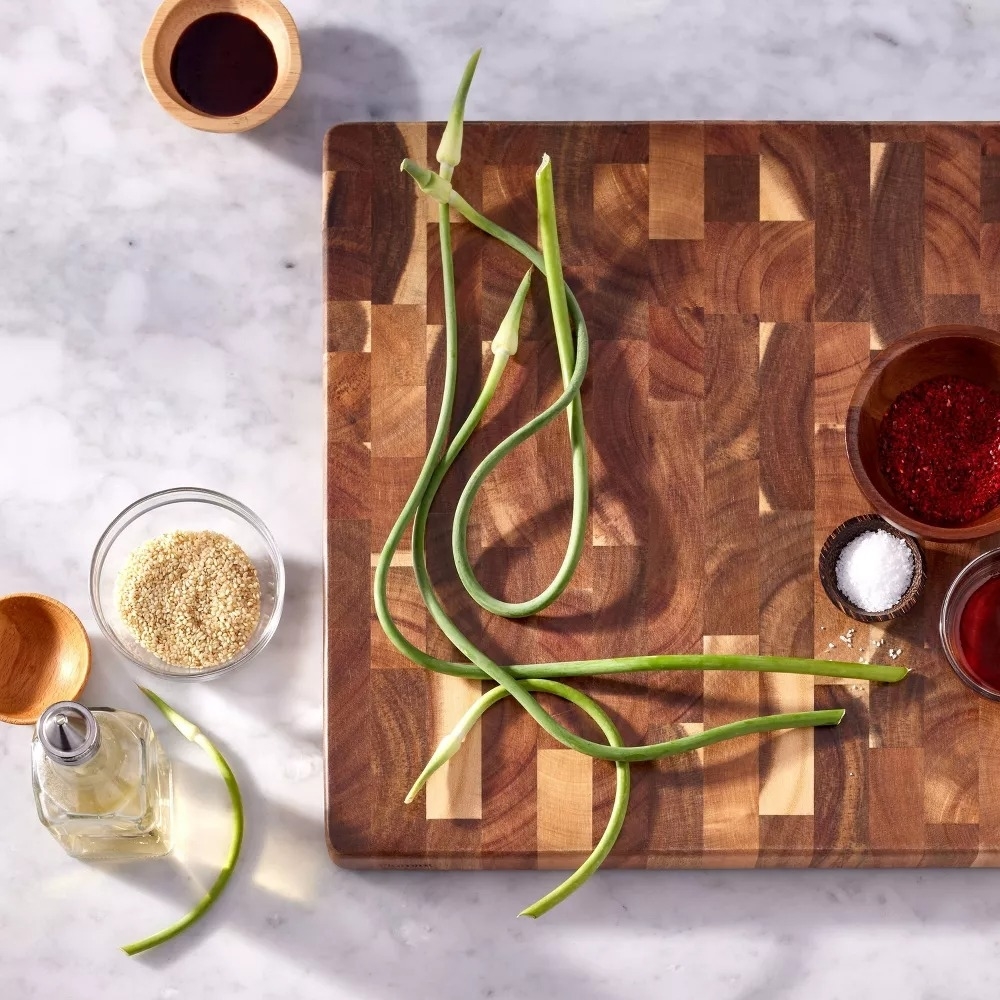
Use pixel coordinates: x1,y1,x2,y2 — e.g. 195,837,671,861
398,151,909,691
122,689,244,956
493,267,533,356
436,47,481,176
535,155,575,376
451,154,589,619
374,50,909,916
401,152,589,620
406,678,631,918
406,679,622,805
392,143,853,764
401,160,454,203
419,654,907,684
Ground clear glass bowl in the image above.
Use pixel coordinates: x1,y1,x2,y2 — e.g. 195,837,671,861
90,488,284,681
939,546,1000,701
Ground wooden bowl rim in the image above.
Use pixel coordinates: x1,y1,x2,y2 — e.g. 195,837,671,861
818,514,927,624
845,324,1000,542
140,0,302,134
0,592,93,726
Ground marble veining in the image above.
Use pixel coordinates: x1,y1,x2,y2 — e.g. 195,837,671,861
4,0,1000,997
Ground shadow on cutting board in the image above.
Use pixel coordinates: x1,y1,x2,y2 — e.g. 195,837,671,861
246,26,422,174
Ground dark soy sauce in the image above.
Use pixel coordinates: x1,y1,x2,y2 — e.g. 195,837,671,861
170,13,278,117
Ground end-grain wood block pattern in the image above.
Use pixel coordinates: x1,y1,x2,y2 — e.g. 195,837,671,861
326,121,1000,870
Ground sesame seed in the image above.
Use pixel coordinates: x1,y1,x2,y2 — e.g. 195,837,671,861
115,529,261,668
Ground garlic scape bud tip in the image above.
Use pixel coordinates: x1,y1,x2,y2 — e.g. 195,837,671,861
491,267,533,357
401,159,454,204
404,728,465,803
436,48,482,171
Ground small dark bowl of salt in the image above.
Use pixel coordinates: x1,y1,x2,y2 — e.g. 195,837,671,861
818,514,926,623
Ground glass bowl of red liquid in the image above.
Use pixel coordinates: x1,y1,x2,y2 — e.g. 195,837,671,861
940,548,1000,699
846,324,1000,541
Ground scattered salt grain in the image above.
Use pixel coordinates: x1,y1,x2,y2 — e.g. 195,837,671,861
889,648,902,660
835,530,914,613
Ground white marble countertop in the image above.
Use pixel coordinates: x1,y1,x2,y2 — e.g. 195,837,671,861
5,1,1000,997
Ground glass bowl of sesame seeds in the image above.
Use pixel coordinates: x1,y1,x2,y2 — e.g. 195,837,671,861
90,487,285,680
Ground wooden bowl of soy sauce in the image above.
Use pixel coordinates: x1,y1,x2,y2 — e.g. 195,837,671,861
141,0,301,133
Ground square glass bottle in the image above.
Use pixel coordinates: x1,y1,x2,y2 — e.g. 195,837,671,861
32,702,173,860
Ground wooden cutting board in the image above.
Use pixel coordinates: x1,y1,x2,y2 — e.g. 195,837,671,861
324,121,1000,870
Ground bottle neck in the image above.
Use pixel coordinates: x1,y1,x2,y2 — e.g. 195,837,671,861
38,702,101,767
51,734,116,778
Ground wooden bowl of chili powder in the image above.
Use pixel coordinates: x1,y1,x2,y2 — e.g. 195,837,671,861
847,325,1000,541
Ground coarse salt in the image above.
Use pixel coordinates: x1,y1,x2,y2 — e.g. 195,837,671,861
835,529,914,614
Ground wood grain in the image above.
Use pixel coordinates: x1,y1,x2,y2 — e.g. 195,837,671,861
649,124,704,238
869,747,923,865
0,594,91,725
425,675,483,820
815,124,870,322
645,401,704,663
759,322,813,511
326,121,1000,871
925,125,979,295
814,682,869,866
704,223,759,315
649,306,703,400
759,223,815,321
704,314,758,635
537,749,593,866
760,124,815,221
871,142,923,347
815,322,869,427
977,700,1000,863
981,224,1000,314
759,512,814,820
705,155,760,222
646,721,704,866
703,635,760,867
588,341,649,546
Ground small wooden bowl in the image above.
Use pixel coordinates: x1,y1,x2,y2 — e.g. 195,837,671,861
0,594,92,725
846,324,1000,541
818,515,926,623
141,0,301,133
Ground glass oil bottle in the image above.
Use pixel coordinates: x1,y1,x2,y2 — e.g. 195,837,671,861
31,701,173,860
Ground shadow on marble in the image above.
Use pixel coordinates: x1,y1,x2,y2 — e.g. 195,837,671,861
75,556,320,754
77,632,146,707
90,721,625,997
98,732,297,964
79,584,321,749
91,737,1000,1000
107,858,1000,1000
221,555,324,753
246,26,422,174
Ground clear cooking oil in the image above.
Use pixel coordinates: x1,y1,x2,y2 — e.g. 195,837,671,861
31,702,173,860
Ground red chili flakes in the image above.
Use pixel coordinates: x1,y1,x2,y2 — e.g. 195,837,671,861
877,375,1000,526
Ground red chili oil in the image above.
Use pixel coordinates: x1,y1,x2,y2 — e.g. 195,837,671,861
958,575,1000,692
877,374,1000,526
